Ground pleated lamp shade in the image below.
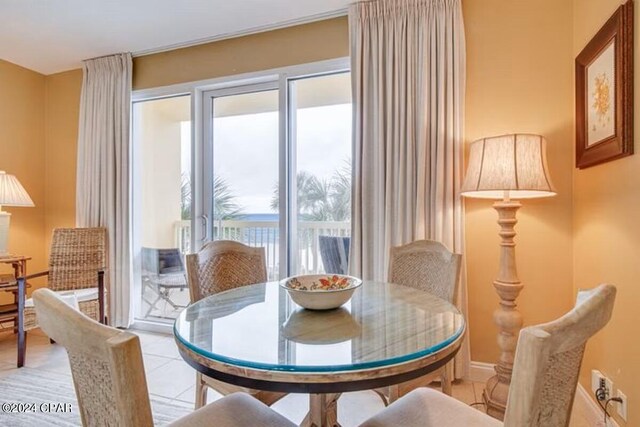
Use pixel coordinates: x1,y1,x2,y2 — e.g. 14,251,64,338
461,134,556,199
0,171,34,254
0,171,34,207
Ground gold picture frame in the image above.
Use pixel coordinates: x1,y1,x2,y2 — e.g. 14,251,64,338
575,0,634,169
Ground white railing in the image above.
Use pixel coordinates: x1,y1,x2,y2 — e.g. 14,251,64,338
174,219,350,280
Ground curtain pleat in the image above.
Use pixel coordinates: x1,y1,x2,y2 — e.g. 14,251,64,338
349,0,469,378
76,53,133,328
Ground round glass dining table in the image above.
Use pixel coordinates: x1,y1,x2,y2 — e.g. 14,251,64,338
174,281,465,426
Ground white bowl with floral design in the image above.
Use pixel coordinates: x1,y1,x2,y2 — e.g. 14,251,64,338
280,274,363,310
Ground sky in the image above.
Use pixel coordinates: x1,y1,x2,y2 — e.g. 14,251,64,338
181,104,352,214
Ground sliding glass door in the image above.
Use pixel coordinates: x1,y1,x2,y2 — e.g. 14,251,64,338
199,71,352,279
203,85,281,279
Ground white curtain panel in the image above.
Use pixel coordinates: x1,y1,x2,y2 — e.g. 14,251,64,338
76,53,133,328
349,0,469,378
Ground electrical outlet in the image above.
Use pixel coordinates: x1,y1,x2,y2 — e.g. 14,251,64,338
616,389,628,421
591,370,614,400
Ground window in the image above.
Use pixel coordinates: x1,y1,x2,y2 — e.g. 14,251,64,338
132,59,351,327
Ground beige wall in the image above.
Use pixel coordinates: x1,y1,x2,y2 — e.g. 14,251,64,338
463,0,575,363
0,60,47,297
573,1,639,425
135,97,187,248
44,69,83,255
132,17,348,90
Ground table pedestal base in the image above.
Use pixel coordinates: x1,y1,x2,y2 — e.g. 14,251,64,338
301,393,341,427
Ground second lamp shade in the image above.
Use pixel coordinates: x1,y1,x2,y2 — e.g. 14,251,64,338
461,134,556,199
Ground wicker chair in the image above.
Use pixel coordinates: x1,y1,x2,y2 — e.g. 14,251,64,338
186,240,286,409
375,240,461,404
24,228,107,332
32,288,296,427
360,284,617,427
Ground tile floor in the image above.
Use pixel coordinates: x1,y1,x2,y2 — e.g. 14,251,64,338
0,328,592,426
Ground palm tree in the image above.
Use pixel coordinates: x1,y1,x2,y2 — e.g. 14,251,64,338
270,163,351,222
180,173,244,222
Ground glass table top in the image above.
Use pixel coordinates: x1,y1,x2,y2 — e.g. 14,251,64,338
174,281,464,373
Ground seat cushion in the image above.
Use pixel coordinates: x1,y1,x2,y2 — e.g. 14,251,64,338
25,288,97,308
359,388,503,427
167,392,296,427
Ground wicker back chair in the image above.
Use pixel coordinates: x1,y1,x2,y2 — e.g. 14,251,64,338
388,239,462,303
24,227,107,332
32,288,296,427
360,284,617,427
376,239,462,402
186,240,267,303
186,240,285,409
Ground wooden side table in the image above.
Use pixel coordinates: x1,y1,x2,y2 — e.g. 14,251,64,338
0,255,31,368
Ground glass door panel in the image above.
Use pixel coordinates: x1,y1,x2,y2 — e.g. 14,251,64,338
132,95,191,322
289,73,352,275
209,89,280,279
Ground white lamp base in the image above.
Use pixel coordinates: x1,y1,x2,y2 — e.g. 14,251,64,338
0,211,11,255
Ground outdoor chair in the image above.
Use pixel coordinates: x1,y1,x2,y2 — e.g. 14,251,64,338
141,247,188,318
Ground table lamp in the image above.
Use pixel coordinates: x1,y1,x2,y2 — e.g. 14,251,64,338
460,134,556,420
0,171,35,255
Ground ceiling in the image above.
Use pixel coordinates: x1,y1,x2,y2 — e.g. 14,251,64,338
0,0,350,75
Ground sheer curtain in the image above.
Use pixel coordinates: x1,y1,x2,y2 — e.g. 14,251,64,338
76,53,133,328
349,0,469,378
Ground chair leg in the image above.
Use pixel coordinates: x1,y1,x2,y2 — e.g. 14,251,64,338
441,361,453,396
195,373,207,409
98,270,105,324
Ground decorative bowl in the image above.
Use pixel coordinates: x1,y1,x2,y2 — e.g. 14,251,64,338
280,274,363,310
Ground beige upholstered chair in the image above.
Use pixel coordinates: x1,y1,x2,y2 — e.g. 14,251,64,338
360,284,617,427
186,240,285,409
378,240,462,403
24,228,107,331
32,288,296,427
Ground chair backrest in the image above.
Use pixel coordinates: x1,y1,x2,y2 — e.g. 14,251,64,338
387,240,462,303
49,228,107,291
33,288,153,427
318,236,350,275
186,240,267,303
504,284,616,427
141,247,184,276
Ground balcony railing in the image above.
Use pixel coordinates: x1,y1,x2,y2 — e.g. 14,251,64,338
174,219,350,280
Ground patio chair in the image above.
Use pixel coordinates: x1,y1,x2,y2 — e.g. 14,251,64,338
360,284,617,427
32,288,296,427
23,227,107,332
375,239,462,404
186,240,286,409
141,247,188,318
318,235,350,274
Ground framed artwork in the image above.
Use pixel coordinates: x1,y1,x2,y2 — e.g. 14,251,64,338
575,0,634,169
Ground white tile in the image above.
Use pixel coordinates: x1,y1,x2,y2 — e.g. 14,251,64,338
143,354,174,374
142,336,181,359
146,358,196,400
271,393,310,425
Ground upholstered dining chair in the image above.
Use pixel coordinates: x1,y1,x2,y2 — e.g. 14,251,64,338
23,228,107,340
32,288,295,427
377,240,462,403
360,284,617,427
186,240,286,409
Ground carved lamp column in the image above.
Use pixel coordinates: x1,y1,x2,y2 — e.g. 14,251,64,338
461,134,556,420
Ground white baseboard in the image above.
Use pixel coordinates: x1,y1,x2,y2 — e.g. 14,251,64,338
468,361,495,383
468,361,619,427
